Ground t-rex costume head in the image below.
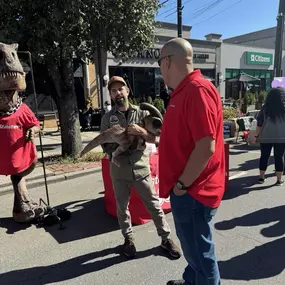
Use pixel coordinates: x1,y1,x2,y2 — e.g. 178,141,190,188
0,42,45,223
0,43,26,112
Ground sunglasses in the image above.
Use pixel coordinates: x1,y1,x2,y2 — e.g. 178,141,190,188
158,55,173,67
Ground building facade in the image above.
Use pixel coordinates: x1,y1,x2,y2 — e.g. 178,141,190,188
96,21,222,106
94,22,284,107
217,43,275,100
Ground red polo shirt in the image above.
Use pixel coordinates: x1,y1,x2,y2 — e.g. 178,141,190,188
0,103,39,175
159,70,225,208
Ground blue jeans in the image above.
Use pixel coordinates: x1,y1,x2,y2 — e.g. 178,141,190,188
170,191,220,285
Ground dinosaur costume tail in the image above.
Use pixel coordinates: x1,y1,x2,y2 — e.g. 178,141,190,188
139,102,163,121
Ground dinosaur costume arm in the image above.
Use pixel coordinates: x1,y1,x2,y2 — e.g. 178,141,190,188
100,112,118,155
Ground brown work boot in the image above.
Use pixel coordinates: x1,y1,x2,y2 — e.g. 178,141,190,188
161,239,182,259
122,238,136,258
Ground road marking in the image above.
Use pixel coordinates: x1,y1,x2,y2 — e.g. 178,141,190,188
229,171,248,180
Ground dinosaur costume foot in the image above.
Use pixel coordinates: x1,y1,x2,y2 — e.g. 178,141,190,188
13,201,36,223
12,201,45,224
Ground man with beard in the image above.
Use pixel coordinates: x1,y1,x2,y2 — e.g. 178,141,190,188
100,76,181,259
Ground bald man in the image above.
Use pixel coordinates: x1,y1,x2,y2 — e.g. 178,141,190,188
158,38,224,285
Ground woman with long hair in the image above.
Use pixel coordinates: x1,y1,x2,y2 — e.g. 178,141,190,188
254,87,285,185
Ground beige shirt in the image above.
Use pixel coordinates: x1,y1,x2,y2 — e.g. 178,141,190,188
100,103,151,180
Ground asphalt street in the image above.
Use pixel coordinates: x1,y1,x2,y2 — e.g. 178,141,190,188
1,143,285,285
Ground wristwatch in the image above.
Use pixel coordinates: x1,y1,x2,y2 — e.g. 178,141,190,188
176,180,189,191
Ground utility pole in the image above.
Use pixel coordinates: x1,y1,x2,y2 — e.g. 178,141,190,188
177,0,182,37
274,0,285,77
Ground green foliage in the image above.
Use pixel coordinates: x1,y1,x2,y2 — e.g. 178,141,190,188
153,98,165,114
146,96,153,104
0,0,161,156
245,92,256,105
223,107,238,120
0,0,161,62
258,91,267,103
232,100,237,108
132,97,138,106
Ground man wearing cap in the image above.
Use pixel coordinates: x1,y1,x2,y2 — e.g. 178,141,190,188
100,76,181,259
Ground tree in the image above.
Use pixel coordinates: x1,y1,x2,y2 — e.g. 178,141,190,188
0,0,160,157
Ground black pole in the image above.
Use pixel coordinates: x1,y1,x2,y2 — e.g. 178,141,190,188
177,0,182,37
28,52,50,206
18,51,50,206
97,33,105,118
274,0,285,77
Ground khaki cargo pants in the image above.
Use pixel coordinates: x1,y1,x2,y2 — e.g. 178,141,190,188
110,162,171,241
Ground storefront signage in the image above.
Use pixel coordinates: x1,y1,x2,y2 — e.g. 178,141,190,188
136,48,161,60
245,52,273,65
135,48,210,62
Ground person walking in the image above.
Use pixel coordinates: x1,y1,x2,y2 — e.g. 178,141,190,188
253,87,285,185
91,76,181,259
158,38,225,285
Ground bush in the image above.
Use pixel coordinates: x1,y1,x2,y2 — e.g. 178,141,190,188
258,91,267,103
129,97,138,105
146,96,153,104
153,98,166,114
245,92,256,105
132,97,138,106
223,107,239,121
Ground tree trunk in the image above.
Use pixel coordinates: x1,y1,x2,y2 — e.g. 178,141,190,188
48,58,82,157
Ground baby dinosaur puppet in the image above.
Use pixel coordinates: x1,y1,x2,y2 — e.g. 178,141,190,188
0,42,45,223
79,103,162,166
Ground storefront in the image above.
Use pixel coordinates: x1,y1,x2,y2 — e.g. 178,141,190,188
97,22,221,106
108,46,218,101
217,44,275,100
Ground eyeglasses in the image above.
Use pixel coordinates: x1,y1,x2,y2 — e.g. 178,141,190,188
158,55,173,67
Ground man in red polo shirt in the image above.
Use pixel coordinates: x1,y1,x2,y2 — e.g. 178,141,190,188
159,38,225,285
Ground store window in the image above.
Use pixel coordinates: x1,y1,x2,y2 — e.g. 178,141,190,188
225,68,273,99
109,66,155,101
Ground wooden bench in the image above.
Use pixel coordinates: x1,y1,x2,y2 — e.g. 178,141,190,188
40,113,60,134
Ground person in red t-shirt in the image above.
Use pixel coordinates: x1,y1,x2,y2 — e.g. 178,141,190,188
158,38,225,285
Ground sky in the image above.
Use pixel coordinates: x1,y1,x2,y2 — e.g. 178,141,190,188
156,0,279,40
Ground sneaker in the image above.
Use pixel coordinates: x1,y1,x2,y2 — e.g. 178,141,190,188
276,179,284,186
161,239,182,259
167,280,185,285
122,238,136,258
258,177,266,184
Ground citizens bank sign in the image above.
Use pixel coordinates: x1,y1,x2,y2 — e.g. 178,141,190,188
245,51,273,65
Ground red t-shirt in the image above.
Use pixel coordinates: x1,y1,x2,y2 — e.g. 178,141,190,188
0,103,40,175
159,70,225,208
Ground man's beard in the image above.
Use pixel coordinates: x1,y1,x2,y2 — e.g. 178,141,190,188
115,96,128,107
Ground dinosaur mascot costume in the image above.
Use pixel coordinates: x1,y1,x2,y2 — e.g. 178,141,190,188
0,42,45,223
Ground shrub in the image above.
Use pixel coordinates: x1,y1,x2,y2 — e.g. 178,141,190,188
153,98,166,114
258,91,267,103
132,97,138,106
245,92,256,105
223,107,238,120
146,96,153,104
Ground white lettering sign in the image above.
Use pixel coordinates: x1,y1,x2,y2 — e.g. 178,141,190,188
250,54,270,63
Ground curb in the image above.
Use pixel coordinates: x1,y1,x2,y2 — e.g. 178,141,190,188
0,167,101,197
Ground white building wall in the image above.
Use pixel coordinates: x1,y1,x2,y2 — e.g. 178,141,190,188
219,43,275,99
